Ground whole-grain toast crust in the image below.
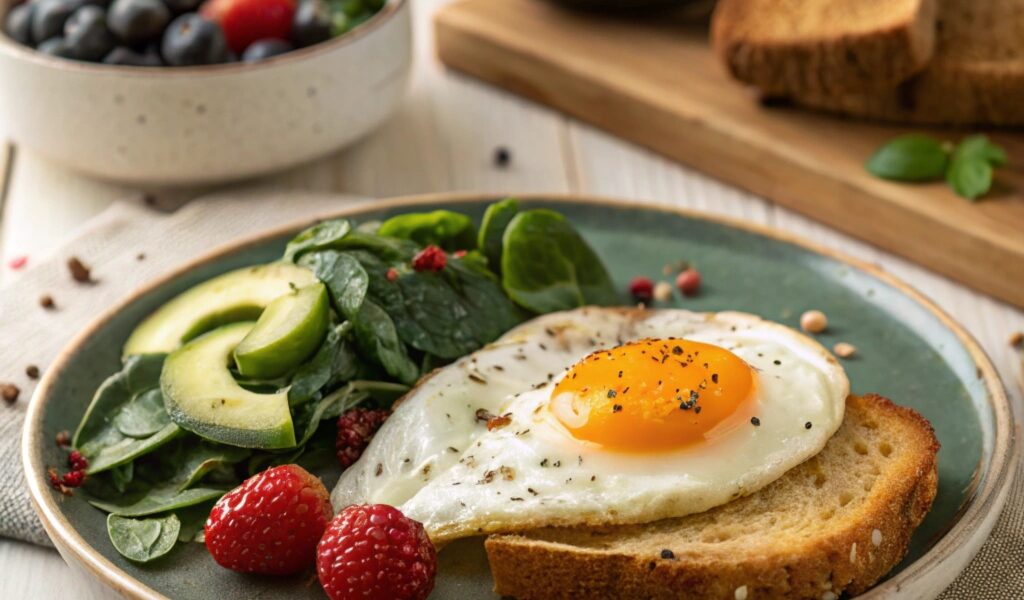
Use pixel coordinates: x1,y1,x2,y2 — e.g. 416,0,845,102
711,0,936,96
485,394,940,599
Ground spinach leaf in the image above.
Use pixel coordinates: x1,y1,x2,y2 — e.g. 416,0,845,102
352,299,419,385
111,463,134,494
288,322,358,406
501,210,619,313
283,219,352,262
946,135,1008,200
175,502,214,543
90,484,227,517
108,514,180,563
168,442,250,491
74,354,166,447
478,198,519,271
112,388,170,438
378,210,477,251
83,423,181,475
302,250,369,318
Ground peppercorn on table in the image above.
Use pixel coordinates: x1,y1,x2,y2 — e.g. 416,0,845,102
0,1,1022,598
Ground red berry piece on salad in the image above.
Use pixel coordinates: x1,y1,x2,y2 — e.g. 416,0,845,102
61,470,85,487
412,245,447,272
336,407,389,470
204,464,332,575
68,450,89,472
201,0,296,55
629,276,654,303
317,504,437,600
675,268,701,297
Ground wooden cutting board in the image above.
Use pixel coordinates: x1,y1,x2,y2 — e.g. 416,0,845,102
435,0,1024,309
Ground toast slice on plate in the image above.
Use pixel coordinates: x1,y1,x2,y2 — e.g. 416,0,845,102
793,0,1024,124
485,394,939,600
711,0,936,95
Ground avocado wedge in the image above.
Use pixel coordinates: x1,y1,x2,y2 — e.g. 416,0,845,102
124,263,316,357
162,322,295,449
234,283,330,379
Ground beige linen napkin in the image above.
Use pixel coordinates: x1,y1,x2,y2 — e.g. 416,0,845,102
0,191,1018,597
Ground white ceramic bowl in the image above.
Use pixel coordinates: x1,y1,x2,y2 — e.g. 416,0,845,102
0,0,410,185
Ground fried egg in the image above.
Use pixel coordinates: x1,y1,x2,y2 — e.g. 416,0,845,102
331,308,848,543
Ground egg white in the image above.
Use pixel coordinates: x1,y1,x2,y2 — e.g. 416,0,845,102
331,308,849,543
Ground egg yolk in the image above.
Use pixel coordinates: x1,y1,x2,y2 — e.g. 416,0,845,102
549,338,755,452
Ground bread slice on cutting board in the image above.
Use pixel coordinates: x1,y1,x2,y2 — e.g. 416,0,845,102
793,0,1024,125
711,0,937,96
485,394,939,600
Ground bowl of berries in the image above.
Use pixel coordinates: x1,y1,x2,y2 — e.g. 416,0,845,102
0,0,410,184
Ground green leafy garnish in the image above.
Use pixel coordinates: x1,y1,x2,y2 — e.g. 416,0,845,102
501,209,620,312
865,134,949,181
90,485,227,517
866,133,1008,200
107,514,180,563
478,198,520,273
378,210,477,251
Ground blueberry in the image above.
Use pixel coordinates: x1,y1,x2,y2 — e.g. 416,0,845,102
32,0,85,44
37,35,76,58
241,38,291,61
161,13,229,66
107,0,169,45
291,0,330,48
64,5,114,61
5,3,35,46
162,0,201,15
103,44,161,65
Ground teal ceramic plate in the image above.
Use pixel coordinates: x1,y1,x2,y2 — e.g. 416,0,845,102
24,194,1016,599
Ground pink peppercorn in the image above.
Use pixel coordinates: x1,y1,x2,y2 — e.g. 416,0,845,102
675,268,701,297
629,277,654,303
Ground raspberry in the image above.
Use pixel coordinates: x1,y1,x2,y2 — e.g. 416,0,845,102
204,465,332,575
336,408,389,469
412,245,447,272
317,504,436,600
675,268,701,297
68,450,88,472
629,276,654,303
386,267,399,282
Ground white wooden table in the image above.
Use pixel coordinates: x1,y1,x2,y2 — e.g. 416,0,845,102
1,1,1021,597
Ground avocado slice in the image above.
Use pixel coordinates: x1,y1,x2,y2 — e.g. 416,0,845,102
162,322,295,449
233,283,330,379
124,263,316,357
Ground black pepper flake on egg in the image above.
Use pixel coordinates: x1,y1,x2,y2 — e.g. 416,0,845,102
540,458,549,467
712,373,719,383
660,549,675,559
774,359,782,366
805,421,813,429
672,345,683,355
612,404,623,413
618,370,623,378
607,389,618,399
751,417,761,426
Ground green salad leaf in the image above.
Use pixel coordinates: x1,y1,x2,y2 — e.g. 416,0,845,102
478,198,519,271
112,388,170,438
90,484,227,517
283,219,352,262
107,514,180,563
501,209,620,313
378,210,477,251
287,322,359,406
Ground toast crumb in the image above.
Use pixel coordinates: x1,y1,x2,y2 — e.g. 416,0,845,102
486,394,939,599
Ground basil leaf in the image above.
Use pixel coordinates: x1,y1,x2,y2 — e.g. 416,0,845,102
284,219,352,262
865,134,949,181
478,198,520,272
107,513,180,563
90,484,227,517
953,134,1008,167
501,210,620,313
947,157,993,201
378,210,477,251
113,388,170,438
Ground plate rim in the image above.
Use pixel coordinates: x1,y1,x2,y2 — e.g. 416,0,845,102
22,192,1018,600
